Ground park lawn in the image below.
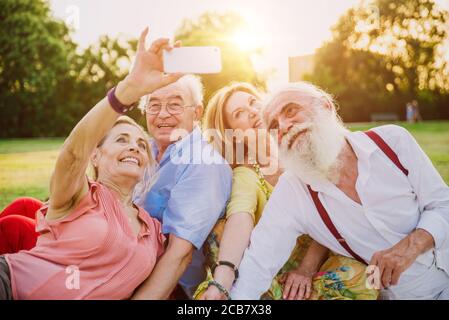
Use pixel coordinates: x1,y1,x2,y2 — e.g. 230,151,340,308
349,121,449,184
1,121,448,209
0,139,63,208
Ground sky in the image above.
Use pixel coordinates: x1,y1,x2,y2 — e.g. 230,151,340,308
49,0,449,88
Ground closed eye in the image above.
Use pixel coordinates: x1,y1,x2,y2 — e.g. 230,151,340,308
138,142,147,150
284,105,300,118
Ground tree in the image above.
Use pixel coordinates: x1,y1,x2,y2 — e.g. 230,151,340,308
0,0,139,137
36,35,139,137
174,12,266,104
53,36,140,135
0,0,74,137
305,0,449,121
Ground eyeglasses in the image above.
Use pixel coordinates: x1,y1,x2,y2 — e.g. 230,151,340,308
145,102,194,115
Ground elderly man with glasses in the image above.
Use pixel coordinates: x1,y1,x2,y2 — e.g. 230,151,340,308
132,75,232,299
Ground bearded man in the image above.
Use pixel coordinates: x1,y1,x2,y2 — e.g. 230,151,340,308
230,82,449,300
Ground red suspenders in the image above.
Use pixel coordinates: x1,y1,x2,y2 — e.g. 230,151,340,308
307,185,367,264
306,130,409,265
364,130,409,176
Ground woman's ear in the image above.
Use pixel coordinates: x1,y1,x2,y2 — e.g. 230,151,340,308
91,148,101,168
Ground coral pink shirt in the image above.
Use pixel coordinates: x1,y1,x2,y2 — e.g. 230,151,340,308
5,180,165,300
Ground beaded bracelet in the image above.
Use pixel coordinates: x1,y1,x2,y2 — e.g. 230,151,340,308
207,280,231,300
212,260,239,282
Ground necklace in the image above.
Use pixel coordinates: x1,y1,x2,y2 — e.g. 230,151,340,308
252,162,271,200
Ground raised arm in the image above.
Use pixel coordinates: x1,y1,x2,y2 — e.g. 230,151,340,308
47,28,182,219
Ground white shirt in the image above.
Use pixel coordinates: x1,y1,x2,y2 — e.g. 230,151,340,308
231,125,449,299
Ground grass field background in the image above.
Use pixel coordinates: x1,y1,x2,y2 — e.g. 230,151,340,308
1,121,448,209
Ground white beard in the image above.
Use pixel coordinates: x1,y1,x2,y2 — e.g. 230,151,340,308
279,107,348,185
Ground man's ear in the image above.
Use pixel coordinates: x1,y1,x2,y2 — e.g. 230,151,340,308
324,98,334,111
194,104,204,121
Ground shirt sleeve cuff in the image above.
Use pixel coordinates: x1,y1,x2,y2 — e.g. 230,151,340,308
162,225,204,250
416,214,448,250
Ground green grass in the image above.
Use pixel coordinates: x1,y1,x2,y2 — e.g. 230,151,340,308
348,121,449,185
1,121,448,209
0,138,63,154
0,139,63,208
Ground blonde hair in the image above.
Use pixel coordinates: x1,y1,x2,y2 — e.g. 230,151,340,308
202,82,262,164
92,116,154,180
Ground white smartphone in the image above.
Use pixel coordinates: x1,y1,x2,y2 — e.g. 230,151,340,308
163,46,222,74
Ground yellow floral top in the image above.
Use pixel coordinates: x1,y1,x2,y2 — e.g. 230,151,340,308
194,164,313,300
226,166,273,224
194,165,378,300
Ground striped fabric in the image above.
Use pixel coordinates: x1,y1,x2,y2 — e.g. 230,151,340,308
5,180,165,300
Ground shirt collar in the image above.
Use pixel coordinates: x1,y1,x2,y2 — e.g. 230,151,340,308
150,126,202,164
308,130,377,194
345,130,377,159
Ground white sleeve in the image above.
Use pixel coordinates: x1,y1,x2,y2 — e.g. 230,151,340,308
230,174,305,299
376,125,449,250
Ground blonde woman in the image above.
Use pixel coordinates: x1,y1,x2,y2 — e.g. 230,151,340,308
196,82,325,300
0,29,180,300
194,82,378,300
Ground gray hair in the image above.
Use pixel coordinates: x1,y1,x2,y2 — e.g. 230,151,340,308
138,74,204,113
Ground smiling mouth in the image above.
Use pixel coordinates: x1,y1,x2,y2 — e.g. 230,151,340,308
287,129,308,150
119,156,140,166
157,124,175,129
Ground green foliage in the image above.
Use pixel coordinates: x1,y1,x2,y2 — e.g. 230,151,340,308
305,0,449,122
174,12,266,104
52,36,142,134
0,0,73,137
1,6,266,137
0,0,139,137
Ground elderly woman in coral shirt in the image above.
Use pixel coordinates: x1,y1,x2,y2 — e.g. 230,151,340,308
0,28,182,300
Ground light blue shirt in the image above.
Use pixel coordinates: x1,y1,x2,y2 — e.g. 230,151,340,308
140,126,232,292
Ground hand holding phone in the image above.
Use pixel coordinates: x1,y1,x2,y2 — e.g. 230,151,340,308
163,46,222,74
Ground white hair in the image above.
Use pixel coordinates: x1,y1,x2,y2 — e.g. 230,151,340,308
279,103,348,185
138,74,204,113
262,81,340,125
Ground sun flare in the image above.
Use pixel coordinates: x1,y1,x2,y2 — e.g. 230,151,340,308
230,30,263,52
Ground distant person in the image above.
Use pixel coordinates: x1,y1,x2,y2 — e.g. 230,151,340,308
412,100,422,122
406,102,414,123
